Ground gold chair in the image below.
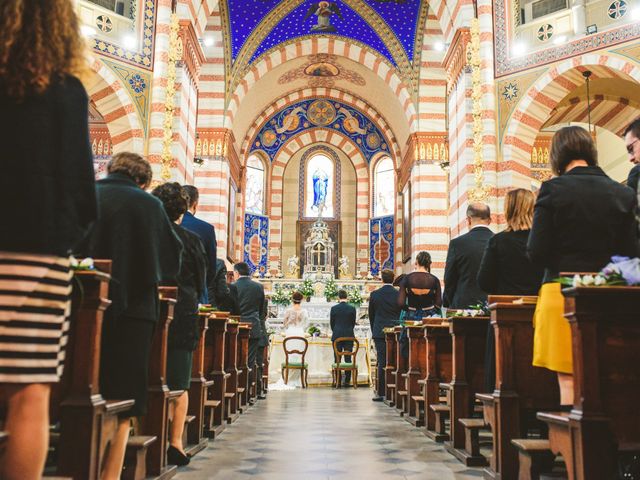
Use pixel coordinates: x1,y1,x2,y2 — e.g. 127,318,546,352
281,336,309,388
332,337,360,389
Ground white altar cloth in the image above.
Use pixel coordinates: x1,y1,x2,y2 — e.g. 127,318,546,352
268,336,371,387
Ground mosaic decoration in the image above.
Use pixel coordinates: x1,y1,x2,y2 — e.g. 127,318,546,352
277,54,366,88
227,0,422,65
243,213,269,276
250,1,395,65
92,0,156,70
100,58,151,136
493,0,640,77
250,98,389,164
369,215,394,276
502,82,519,101
497,69,543,142
537,24,554,42
96,15,113,33
608,0,628,19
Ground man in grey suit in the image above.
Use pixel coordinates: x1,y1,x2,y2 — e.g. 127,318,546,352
443,203,494,309
232,262,267,385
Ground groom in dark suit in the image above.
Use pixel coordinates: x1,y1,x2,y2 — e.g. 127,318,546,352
443,203,494,308
368,269,401,401
232,262,267,381
330,289,356,386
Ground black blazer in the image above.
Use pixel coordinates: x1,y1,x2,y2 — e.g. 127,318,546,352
443,226,494,308
233,276,266,339
368,284,401,339
527,166,638,282
477,230,544,295
0,75,96,256
628,164,640,194
181,211,217,302
330,302,356,340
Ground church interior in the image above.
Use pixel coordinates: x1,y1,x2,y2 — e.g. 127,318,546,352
2,0,640,478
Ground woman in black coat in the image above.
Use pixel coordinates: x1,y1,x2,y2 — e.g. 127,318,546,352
152,183,207,466
477,188,544,391
527,126,637,405
0,2,96,478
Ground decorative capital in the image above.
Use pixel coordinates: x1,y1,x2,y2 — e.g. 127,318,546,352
178,20,206,86
442,27,471,94
196,128,241,186
399,132,449,188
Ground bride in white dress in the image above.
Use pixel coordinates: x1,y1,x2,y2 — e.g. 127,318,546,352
270,291,309,390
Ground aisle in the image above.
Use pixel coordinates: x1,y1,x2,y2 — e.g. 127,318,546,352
177,388,483,479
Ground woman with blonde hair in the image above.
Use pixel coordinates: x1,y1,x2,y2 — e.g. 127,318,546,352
0,1,95,478
477,189,544,391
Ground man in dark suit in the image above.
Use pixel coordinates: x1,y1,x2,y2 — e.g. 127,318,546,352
443,203,494,309
212,258,238,313
623,118,640,195
181,185,217,303
368,269,401,401
232,262,267,380
330,289,357,386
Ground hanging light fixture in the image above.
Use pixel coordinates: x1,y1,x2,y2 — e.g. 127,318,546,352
582,70,597,143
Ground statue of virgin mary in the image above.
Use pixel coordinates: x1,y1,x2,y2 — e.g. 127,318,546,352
312,168,328,213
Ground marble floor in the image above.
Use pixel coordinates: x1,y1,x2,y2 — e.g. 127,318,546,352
176,388,484,480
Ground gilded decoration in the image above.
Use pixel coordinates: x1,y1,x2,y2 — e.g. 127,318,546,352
161,13,180,181
92,0,156,70
196,128,241,186
531,133,552,181
308,100,337,126
399,133,448,189
277,54,366,88
497,68,543,143
443,28,471,94
100,58,151,136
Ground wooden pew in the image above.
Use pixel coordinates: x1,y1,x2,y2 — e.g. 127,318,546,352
392,326,407,414
261,343,270,396
185,313,212,456
535,286,640,480
53,262,135,480
423,323,452,441
137,286,178,479
203,313,228,438
480,296,559,480
224,319,240,423
236,324,251,411
406,325,427,426
445,315,490,465
383,328,397,407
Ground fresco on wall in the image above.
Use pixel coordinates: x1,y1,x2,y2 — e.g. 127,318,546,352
369,215,394,276
243,213,269,276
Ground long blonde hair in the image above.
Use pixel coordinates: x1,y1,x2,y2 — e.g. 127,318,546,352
504,188,535,232
0,0,87,100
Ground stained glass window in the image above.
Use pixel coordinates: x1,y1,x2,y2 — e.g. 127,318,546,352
245,155,265,215
305,153,334,218
374,156,394,217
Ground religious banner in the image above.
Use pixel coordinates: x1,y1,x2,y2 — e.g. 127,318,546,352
369,215,394,276
243,213,269,276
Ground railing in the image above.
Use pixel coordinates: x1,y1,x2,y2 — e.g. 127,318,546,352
75,0,135,44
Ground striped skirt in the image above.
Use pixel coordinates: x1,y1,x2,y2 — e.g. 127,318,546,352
0,252,72,383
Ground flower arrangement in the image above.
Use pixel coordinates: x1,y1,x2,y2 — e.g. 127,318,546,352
198,305,217,313
346,286,363,307
300,278,315,299
307,324,322,336
557,256,640,287
70,256,94,271
324,278,338,302
271,283,292,306
446,301,489,318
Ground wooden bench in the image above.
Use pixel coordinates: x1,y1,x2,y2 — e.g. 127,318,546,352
392,327,407,414
536,286,640,480
511,438,556,479
444,315,490,464
204,313,228,438
224,319,240,424
261,343,270,396
236,324,251,411
405,325,427,426
481,295,560,480
383,328,397,407
423,323,452,441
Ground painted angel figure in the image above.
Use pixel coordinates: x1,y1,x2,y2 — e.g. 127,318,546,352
304,1,343,33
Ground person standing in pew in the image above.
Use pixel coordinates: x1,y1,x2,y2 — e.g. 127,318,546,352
527,126,638,406
369,269,401,401
623,118,640,241
232,263,267,386
151,183,208,467
80,153,182,480
212,258,238,313
443,203,494,309
330,290,357,386
477,189,544,392
0,3,96,477
396,251,442,358
181,185,217,304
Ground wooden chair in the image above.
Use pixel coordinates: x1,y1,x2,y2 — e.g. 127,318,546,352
281,336,309,388
332,337,360,388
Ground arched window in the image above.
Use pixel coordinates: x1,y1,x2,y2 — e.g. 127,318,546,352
305,152,335,218
373,156,394,217
245,155,265,215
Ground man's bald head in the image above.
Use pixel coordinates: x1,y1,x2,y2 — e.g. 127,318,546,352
466,202,491,227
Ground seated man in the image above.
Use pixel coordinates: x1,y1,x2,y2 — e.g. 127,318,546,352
330,290,356,386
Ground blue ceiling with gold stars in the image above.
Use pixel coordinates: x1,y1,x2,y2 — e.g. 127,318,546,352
228,0,423,66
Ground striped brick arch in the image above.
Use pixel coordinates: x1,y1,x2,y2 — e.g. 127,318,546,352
241,87,402,164
266,128,371,270
85,59,145,153
228,37,417,131
502,54,640,173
